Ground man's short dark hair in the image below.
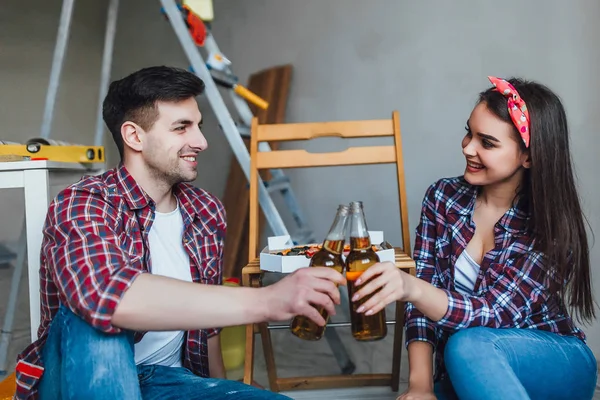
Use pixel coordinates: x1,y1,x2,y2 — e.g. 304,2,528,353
102,66,205,159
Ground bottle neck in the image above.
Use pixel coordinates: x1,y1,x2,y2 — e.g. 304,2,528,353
349,236,371,250
323,208,348,242
322,207,349,253
323,238,345,254
348,204,370,249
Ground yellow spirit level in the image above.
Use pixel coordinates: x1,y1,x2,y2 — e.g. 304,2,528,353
0,142,105,163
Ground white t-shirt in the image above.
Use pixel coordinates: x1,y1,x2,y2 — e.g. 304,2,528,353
454,250,481,295
134,204,192,367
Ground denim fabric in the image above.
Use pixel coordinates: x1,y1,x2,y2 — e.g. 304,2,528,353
38,305,289,399
434,327,597,400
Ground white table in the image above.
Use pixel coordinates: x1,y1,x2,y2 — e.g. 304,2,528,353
0,161,104,341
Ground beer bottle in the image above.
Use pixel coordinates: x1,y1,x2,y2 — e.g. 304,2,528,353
290,204,349,340
345,201,387,341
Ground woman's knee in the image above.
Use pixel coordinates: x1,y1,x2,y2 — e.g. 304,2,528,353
444,327,498,371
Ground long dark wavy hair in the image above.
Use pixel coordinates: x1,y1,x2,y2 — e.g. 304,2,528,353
478,78,595,323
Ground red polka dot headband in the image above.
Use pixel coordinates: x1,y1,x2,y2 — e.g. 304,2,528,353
488,76,530,148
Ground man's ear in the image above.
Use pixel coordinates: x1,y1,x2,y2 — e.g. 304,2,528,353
121,121,144,153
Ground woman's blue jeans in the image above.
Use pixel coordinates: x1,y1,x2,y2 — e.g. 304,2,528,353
434,327,597,400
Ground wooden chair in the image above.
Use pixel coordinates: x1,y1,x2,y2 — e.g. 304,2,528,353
242,111,416,393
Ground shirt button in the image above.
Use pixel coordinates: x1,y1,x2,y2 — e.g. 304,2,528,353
140,226,145,231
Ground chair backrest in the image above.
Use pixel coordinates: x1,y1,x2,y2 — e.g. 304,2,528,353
248,110,411,261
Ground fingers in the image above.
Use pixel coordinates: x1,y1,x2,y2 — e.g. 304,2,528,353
285,268,340,324
297,270,341,305
352,272,390,301
358,291,396,316
355,261,394,285
352,267,400,315
307,291,337,318
325,282,341,305
303,266,347,286
294,267,342,304
301,306,327,326
294,289,336,326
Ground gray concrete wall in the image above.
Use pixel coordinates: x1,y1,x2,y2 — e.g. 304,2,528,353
2,0,598,358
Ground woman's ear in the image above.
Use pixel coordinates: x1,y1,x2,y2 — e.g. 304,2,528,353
521,150,531,169
121,121,144,153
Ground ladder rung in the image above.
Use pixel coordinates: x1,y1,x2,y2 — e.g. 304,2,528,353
237,124,250,137
218,123,250,139
264,176,290,193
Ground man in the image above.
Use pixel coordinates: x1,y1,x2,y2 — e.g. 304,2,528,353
14,66,345,399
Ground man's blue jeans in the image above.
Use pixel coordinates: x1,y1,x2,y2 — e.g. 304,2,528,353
38,305,290,399
434,327,597,400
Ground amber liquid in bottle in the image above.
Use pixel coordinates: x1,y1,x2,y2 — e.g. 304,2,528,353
346,203,387,341
290,206,349,341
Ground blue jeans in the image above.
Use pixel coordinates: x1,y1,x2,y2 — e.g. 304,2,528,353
38,305,290,399
434,327,597,400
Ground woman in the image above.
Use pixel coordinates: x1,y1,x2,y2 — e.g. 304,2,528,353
352,77,597,400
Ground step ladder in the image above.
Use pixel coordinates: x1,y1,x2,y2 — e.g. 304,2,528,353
161,0,315,245
160,0,355,375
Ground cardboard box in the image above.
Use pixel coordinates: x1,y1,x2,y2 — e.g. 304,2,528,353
259,231,395,273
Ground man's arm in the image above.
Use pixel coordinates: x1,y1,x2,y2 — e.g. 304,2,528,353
112,267,344,331
113,273,269,330
47,188,344,334
208,335,226,379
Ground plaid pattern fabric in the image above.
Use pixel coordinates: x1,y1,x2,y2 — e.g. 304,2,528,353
404,176,584,381
14,164,226,399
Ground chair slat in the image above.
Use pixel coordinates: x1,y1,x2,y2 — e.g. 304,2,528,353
256,119,393,142
256,146,397,169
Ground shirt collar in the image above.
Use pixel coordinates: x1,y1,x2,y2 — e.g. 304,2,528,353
114,164,203,227
115,163,153,210
173,183,198,225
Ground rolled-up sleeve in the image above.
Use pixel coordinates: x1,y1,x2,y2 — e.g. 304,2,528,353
44,188,144,333
204,196,226,338
435,251,553,330
405,182,443,349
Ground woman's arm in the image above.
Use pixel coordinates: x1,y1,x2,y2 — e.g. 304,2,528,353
402,182,444,395
407,341,434,390
354,251,552,331
412,252,551,330
404,182,445,348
